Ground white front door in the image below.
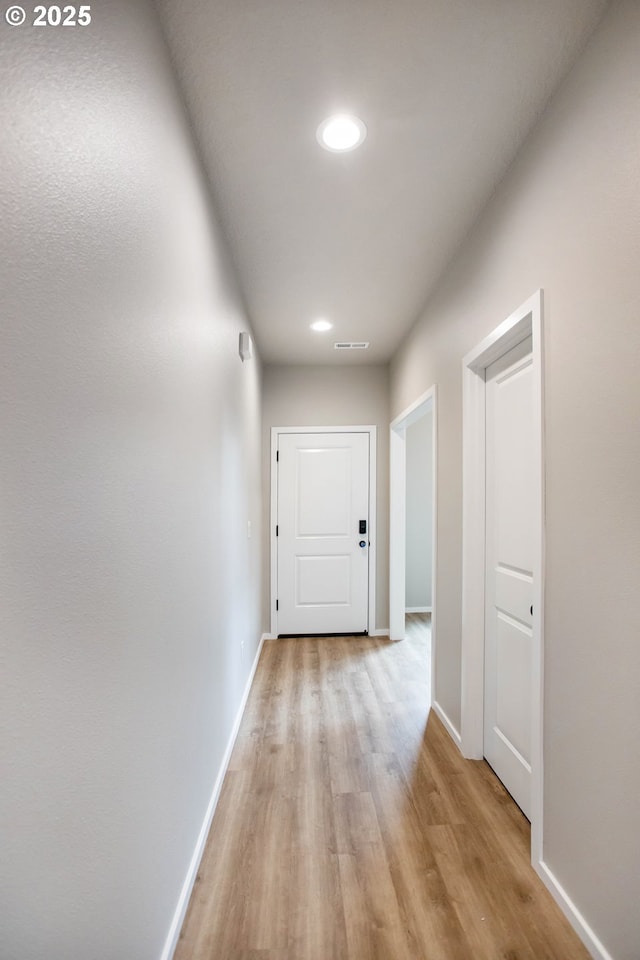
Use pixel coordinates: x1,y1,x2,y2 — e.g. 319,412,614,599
484,335,534,818
276,432,370,636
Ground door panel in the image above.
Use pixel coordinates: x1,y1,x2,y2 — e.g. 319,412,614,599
277,432,369,635
296,448,351,536
296,555,351,606
495,567,532,626
484,335,534,818
495,613,531,761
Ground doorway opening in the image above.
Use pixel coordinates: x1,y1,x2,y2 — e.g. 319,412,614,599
460,290,544,864
389,386,438,713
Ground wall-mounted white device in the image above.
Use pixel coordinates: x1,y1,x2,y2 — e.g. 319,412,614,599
239,331,253,361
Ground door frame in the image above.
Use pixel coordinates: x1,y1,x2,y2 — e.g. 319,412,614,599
270,425,377,638
389,386,438,710
460,289,544,863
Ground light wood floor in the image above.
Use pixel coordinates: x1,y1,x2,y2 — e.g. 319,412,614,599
175,615,589,960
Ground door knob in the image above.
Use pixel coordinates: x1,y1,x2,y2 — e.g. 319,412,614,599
359,540,367,548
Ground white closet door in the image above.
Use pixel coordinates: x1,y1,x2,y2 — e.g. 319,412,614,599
484,336,534,818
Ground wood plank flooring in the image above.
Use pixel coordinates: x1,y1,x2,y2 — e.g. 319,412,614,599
174,615,589,960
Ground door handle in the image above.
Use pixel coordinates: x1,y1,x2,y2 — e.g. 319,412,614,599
359,540,367,548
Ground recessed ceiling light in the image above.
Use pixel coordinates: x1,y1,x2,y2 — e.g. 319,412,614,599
310,319,333,332
316,115,367,153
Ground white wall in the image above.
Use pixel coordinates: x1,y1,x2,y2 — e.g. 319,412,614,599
390,3,640,957
262,364,389,632
405,414,433,609
0,3,262,959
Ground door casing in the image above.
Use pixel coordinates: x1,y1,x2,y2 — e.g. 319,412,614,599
270,425,377,638
461,289,544,864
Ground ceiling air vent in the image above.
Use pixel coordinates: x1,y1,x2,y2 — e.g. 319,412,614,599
334,341,370,350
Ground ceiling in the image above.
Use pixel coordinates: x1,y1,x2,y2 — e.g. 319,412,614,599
156,0,607,364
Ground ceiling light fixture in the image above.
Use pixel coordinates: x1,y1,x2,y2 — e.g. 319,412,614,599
316,115,367,153
310,319,333,332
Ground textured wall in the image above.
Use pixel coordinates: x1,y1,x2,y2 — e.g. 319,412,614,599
405,414,433,609
390,3,640,956
262,364,389,632
0,3,262,958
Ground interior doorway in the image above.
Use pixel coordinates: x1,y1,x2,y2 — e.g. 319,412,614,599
405,414,434,616
389,386,437,709
460,290,544,862
484,334,535,819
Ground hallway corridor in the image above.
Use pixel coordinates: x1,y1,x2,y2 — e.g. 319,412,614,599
174,619,588,959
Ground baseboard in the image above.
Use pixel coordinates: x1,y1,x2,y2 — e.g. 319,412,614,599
261,632,276,641
432,700,463,753
535,860,613,960
405,606,432,614
160,633,266,960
